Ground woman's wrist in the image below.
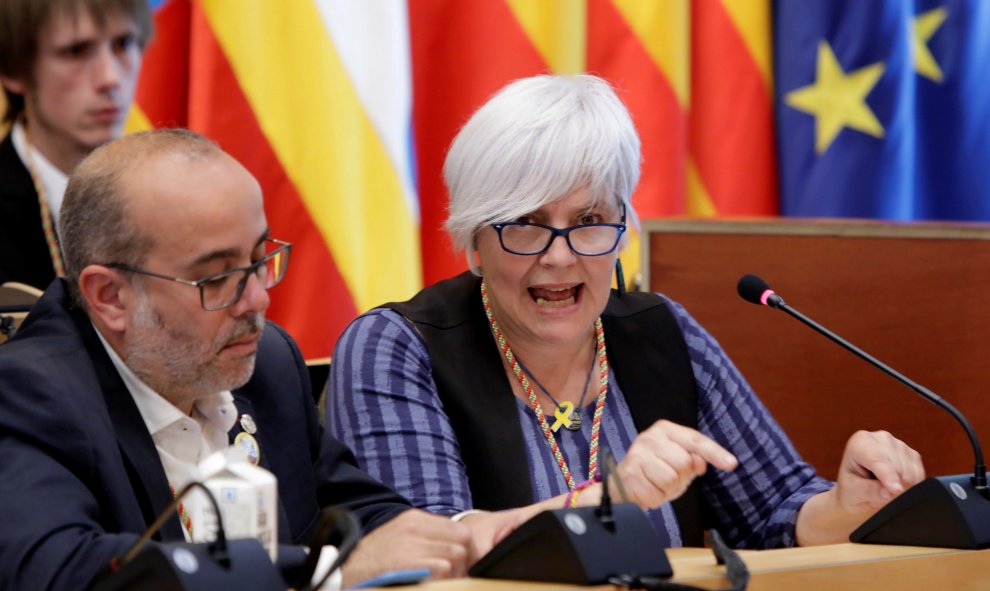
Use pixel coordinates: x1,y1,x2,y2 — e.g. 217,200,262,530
795,488,863,546
562,474,602,509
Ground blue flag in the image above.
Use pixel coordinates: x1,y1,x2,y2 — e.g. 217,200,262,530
775,0,990,220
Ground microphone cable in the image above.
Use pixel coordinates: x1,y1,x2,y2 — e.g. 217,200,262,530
608,530,749,591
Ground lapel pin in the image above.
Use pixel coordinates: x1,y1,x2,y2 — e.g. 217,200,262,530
239,413,258,434
234,431,261,466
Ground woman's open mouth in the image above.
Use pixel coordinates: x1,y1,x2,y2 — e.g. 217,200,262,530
529,284,581,308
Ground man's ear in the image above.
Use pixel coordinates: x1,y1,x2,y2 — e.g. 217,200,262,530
0,74,26,96
78,265,131,333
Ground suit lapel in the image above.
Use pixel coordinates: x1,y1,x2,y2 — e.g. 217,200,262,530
228,395,268,468
77,313,186,542
231,392,292,543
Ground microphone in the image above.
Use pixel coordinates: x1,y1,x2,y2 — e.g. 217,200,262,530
738,274,990,548
469,451,672,584
94,481,285,590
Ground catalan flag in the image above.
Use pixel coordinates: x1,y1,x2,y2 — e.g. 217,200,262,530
130,0,419,358
130,1,777,357
776,0,990,220
412,0,778,286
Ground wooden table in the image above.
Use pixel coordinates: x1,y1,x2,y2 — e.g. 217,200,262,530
666,544,988,590
382,544,990,590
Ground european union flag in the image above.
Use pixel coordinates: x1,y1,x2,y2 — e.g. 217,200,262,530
775,0,990,220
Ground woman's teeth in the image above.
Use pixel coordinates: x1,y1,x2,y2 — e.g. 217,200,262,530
531,286,577,307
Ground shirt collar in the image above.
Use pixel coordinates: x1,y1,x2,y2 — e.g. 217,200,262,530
93,324,237,436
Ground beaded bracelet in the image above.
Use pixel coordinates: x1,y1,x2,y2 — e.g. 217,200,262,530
563,474,602,509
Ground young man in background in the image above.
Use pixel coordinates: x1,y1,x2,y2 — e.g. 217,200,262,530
0,0,151,288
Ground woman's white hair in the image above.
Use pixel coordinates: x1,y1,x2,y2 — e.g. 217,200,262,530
443,74,641,273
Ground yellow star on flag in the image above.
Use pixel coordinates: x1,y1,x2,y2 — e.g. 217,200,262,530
784,41,886,154
913,7,948,83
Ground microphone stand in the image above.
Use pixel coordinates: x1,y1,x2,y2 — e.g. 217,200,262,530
596,446,615,531
469,449,672,584
94,482,285,591
739,274,990,548
115,481,229,571
771,294,988,494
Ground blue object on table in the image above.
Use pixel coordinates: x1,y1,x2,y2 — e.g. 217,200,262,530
349,568,431,589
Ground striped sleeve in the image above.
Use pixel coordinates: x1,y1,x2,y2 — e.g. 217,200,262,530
326,308,473,515
661,295,834,548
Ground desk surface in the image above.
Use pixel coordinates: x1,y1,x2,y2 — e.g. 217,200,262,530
391,544,989,590
669,543,986,590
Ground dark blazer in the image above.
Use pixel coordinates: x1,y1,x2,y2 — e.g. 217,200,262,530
0,131,56,289
0,279,410,591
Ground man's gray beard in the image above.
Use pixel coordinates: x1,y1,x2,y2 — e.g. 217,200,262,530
123,294,265,402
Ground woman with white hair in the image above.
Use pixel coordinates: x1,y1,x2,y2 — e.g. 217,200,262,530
327,74,924,548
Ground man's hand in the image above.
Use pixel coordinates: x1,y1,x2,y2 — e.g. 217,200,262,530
459,506,541,561
617,420,738,509
339,509,471,588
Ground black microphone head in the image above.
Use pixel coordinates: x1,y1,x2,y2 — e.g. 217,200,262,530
738,274,785,308
737,274,771,305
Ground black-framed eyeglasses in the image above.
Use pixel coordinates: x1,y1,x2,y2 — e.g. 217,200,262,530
105,238,291,311
490,206,626,257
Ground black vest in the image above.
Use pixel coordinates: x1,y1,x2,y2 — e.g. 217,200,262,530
385,272,707,545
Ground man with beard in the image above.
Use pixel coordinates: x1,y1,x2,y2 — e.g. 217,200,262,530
0,0,151,289
0,129,513,591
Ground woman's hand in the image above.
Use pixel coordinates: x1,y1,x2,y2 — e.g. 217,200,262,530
796,430,925,545
617,420,738,509
833,430,925,516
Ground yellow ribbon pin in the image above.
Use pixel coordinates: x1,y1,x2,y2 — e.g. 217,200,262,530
550,401,575,432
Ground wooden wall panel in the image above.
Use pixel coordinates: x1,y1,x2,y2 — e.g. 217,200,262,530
642,219,990,480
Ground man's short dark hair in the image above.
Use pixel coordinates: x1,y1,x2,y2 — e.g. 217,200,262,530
59,128,221,307
0,0,153,123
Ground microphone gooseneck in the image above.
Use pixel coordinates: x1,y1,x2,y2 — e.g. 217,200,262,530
115,481,230,571
96,482,290,590
299,508,362,591
736,274,988,494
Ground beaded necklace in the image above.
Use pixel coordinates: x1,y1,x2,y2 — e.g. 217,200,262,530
516,354,594,432
21,123,66,277
481,279,609,489
169,484,193,539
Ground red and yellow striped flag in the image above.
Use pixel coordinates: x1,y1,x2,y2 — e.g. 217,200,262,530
130,0,777,358
131,0,419,358
411,0,777,288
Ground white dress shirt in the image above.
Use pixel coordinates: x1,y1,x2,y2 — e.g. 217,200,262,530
94,328,237,540
93,329,342,589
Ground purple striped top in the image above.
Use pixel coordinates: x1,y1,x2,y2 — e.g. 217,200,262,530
327,295,833,548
